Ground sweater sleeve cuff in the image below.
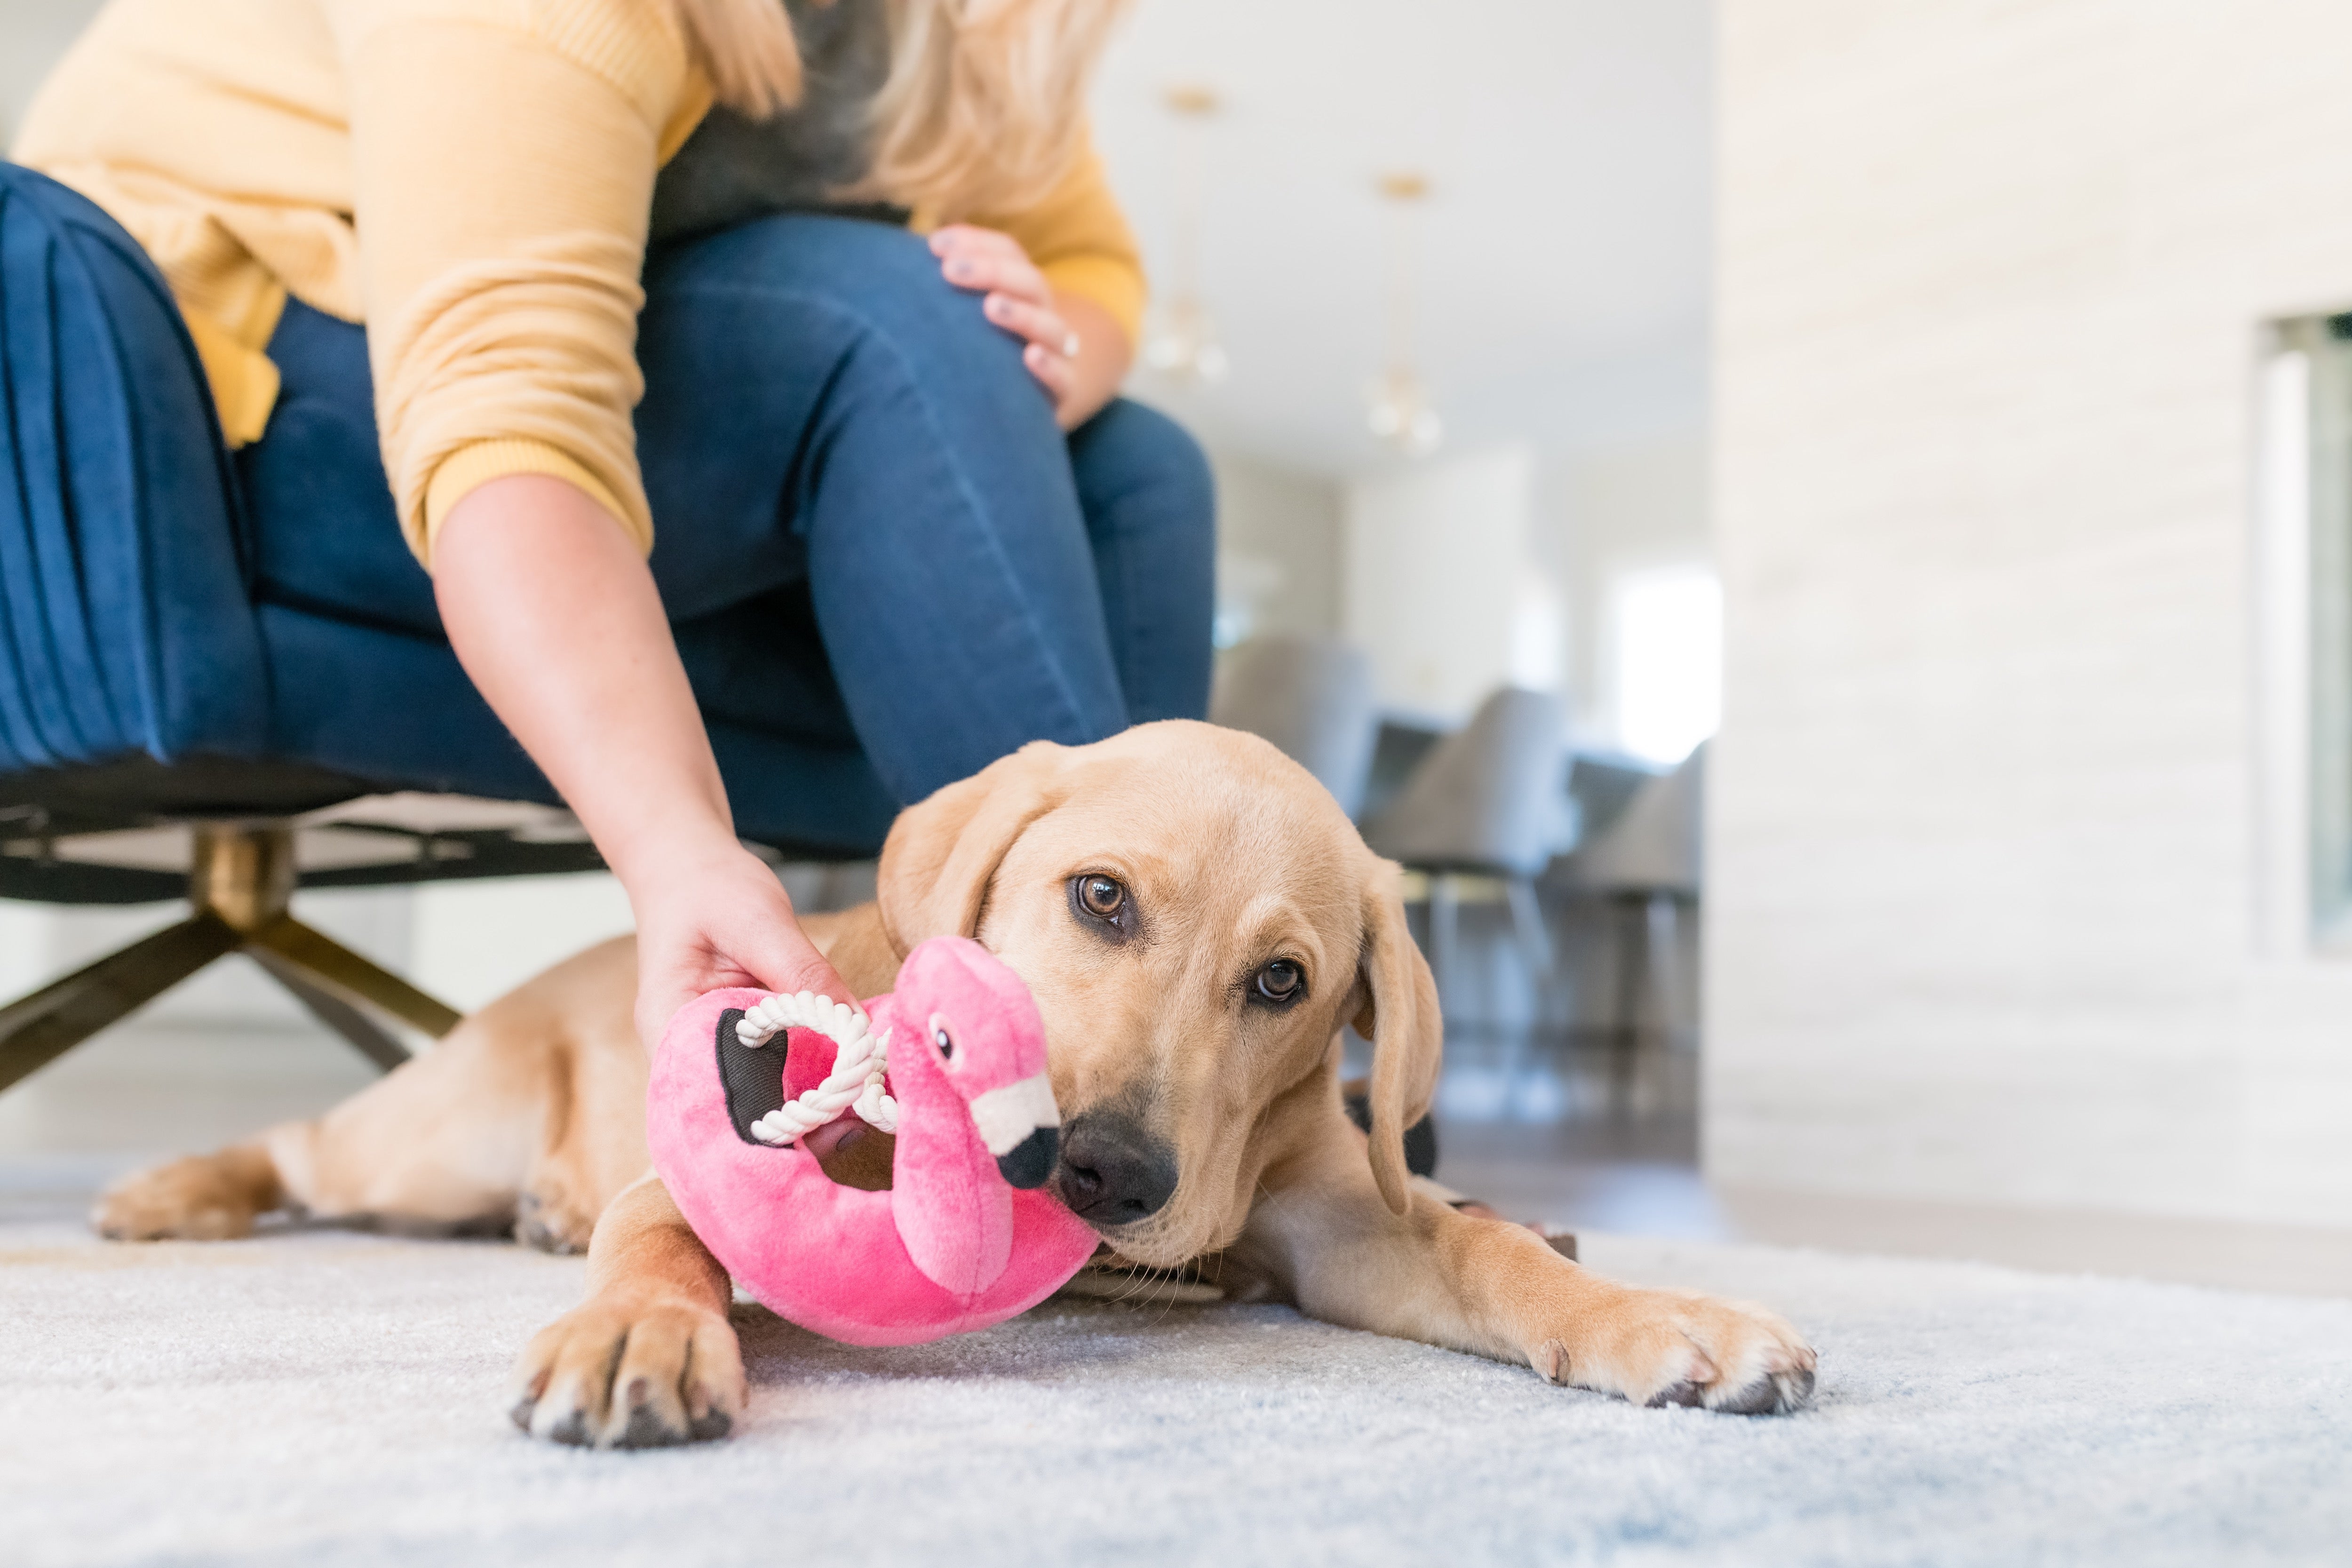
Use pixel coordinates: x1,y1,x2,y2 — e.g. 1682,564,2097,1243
418,438,650,567
181,305,282,449
1041,255,1145,352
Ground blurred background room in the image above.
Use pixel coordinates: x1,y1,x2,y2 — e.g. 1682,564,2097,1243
4,0,2348,1294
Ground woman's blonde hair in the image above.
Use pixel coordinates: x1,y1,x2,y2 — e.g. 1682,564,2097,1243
673,0,1131,221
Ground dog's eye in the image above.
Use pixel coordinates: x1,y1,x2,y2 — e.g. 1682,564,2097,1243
1069,873,1135,942
1079,875,1124,919
1254,960,1304,1006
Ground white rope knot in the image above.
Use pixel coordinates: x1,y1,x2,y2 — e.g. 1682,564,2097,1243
735,991,898,1145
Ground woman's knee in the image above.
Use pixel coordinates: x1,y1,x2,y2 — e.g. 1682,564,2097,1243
638,213,1069,612
649,213,1035,401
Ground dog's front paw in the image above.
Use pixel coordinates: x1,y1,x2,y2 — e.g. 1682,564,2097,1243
1534,1288,1816,1416
509,1297,744,1448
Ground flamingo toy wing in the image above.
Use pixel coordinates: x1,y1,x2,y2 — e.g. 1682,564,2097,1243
646,936,1098,1346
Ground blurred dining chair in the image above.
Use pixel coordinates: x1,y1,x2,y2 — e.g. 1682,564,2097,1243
1546,742,1705,1098
1210,635,1380,817
1362,686,1567,1019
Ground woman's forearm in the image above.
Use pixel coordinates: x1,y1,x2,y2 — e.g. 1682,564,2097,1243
431,473,737,890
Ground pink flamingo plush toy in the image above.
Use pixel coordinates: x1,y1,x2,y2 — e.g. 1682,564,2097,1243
645,936,1097,1346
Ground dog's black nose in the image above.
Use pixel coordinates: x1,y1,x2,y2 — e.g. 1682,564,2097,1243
1056,1111,1178,1225
995,1125,1059,1190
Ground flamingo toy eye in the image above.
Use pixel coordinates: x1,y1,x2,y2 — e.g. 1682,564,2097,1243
933,1025,955,1061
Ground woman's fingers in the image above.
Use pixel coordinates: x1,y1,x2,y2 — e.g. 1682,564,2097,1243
635,933,855,1050
945,251,1049,305
708,863,856,1008
931,223,1080,422
931,225,1050,307
1023,341,1076,410
983,292,1079,359
929,223,1029,270
628,850,862,1047
979,287,1081,414
737,915,858,1011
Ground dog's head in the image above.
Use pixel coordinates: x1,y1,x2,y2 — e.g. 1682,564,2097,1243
875,720,1441,1267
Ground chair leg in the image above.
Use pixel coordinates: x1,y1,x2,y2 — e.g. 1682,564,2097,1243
0,820,465,1096
244,915,462,1039
1428,872,1460,1021
1610,893,1650,1112
247,947,416,1073
1503,877,1554,1000
1644,893,1683,1050
0,914,243,1094
1491,878,1554,1113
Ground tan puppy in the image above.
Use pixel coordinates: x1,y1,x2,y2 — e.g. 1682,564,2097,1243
96,722,1814,1445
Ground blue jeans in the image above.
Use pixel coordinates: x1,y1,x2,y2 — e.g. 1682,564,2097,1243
244,214,1215,809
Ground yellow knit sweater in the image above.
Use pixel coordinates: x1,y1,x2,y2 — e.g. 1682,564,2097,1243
12,0,1146,566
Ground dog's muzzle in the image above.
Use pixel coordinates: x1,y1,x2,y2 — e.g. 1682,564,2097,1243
971,1074,1060,1189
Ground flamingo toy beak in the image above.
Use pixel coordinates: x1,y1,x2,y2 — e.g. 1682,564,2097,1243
995,1125,1060,1189
972,1073,1061,1188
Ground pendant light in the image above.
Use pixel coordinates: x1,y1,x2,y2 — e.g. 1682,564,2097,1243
1142,85,1230,385
1366,171,1442,455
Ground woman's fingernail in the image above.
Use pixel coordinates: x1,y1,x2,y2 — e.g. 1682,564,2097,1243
947,260,972,279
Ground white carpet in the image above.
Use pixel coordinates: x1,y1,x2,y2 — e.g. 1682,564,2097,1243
4,1210,2348,1568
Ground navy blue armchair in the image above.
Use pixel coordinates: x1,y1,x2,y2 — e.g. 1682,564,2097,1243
0,162,895,1091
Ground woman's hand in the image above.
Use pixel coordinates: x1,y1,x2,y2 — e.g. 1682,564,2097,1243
930,224,1131,429
433,474,858,1051
626,843,858,1053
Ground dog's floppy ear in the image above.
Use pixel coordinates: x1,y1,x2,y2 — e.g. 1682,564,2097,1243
1352,859,1444,1215
877,741,1069,955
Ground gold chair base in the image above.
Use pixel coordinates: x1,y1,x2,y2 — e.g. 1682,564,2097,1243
0,822,463,1095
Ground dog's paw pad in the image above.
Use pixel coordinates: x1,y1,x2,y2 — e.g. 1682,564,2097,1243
1645,1378,1706,1409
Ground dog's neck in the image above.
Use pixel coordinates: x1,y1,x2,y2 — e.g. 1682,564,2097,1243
803,901,903,996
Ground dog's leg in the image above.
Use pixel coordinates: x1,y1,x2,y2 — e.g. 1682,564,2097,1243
95,937,645,1247
1233,1117,1816,1414
501,905,904,1447
93,1009,548,1241
508,1172,743,1448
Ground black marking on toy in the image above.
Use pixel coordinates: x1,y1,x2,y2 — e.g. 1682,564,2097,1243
715,1007,788,1146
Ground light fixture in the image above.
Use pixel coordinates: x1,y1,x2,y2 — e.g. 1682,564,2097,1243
1142,84,1229,385
1366,171,1442,456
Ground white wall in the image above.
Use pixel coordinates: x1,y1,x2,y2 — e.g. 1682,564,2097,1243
1712,0,2352,1228
1208,449,1343,646
0,0,100,144
409,876,636,1012
1343,444,1560,722
1551,435,1712,751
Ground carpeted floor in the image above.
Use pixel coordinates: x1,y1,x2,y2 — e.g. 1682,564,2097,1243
6,1208,2349,1568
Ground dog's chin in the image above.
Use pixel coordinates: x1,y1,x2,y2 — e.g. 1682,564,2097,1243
1094,1219,1203,1272
1051,1186,1200,1269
